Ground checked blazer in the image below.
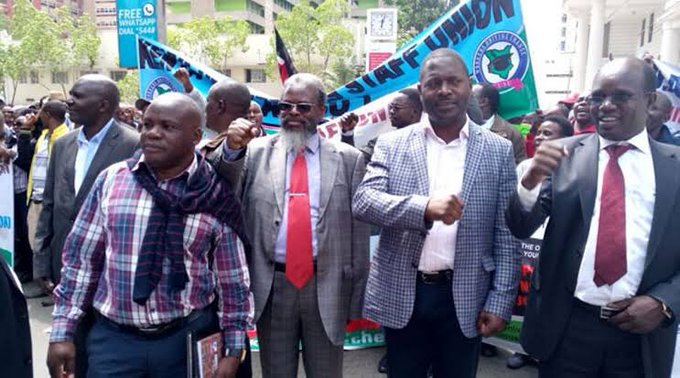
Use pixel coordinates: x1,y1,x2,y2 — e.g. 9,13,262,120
353,121,520,337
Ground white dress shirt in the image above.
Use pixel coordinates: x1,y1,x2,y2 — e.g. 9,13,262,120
480,115,495,130
518,129,656,306
419,118,468,272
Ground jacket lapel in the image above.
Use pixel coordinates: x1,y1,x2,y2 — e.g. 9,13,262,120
73,122,120,208
408,127,429,196
574,134,599,225
62,133,78,196
644,142,680,268
269,137,287,216
460,124,483,205
318,139,340,220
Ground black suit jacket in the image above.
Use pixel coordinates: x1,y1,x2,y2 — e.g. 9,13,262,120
33,121,139,282
0,259,32,378
506,133,680,378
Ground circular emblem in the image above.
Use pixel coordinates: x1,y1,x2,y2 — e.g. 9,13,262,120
473,31,529,91
142,3,155,17
144,76,178,100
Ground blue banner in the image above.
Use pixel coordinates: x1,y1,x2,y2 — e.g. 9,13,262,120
118,0,158,68
137,0,537,127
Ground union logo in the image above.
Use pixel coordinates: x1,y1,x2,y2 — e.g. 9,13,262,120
144,76,179,100
473,31,529,91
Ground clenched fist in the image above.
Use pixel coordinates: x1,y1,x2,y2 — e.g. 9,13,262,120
521,140,569,190
226,117,260,150
425,194,464,225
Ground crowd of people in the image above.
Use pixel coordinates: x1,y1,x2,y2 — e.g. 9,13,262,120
0,47,679,378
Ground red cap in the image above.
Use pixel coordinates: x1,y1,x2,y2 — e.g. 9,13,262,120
560,91,580,105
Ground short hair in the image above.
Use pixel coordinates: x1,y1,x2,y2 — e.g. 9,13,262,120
477,83,500,114
419,48,468,82
398,87,423,112
543,115,574,137
283,73,326,105
41,100,67,123
14,107,36,117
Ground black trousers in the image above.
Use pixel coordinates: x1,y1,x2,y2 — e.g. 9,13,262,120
384,278,481,378
12,191,32,281
539,302,644,378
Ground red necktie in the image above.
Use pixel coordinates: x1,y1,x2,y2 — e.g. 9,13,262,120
285,150,313,289
594,144,633,287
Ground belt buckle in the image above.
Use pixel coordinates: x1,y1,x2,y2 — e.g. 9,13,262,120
599,306,618,320
420,272,438,284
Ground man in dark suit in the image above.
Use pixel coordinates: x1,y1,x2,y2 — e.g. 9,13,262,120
0,252,32,378
472,82,527,164
506,57,680,377
33,74,139,376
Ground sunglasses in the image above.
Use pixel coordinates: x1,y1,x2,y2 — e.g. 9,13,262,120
587,92,641,106
278,101,315,114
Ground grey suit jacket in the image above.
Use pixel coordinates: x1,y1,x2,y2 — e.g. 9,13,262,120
33,121,140,281
353,122,520,337
209,135,370,346
490,116,526,164
506,133,680,378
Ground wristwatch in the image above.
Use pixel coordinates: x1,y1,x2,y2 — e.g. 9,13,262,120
660,301,673,320
224,348,247,363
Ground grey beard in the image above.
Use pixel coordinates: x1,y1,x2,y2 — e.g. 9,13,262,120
280,126,314,153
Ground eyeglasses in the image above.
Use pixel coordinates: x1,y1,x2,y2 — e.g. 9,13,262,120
587,92,640,106
278,101,315,114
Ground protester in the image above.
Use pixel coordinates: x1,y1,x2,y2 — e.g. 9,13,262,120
202,80,252,152
341,87,423,163
46,93,252,378
508,114,572,370
3,105,15,128
0,251,32,378
647,91,680,146
353,48,519,378
521,111,544,158
248,101,265,137
472,83,527,163
115,103,139,129
506,57,680,377
572,94,597,134
34,74,140,376
134,98,151,115
26,101,69,254
543,102,570,118
209,73,370,378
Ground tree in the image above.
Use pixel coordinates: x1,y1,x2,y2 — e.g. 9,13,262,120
167,16,249,72
117,70,140,104
384,0,457,46
270,0,355,88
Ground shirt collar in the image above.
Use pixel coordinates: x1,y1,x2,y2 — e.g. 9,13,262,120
599,128,651,155
422,116,469,144
480,115,495,129
77,118,115,145
133,153,199,181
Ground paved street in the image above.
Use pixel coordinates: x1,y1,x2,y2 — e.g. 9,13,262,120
27,291,537,378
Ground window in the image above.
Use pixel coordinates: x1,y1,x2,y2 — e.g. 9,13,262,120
561,14,567,23
30,71,39,84
248,21,265,34
560,40,566,52
219,69,232,77
247,0,265,18
561,28,566,38
18,73,27,84
110,70,127,82
246,69,266,83
602,22,611,57
80,70,99,77
648,13,654,43
52,71,68,84
640,19,646,47
274,0,293,12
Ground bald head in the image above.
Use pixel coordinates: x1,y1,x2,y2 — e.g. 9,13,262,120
283,73,326,105
67,74,121,128
206,80,251,133
647,91,673,134
595,57,657,93
148,92,202,131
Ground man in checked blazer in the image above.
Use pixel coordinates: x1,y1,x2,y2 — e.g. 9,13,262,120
209,73,370,378
353,48,520,378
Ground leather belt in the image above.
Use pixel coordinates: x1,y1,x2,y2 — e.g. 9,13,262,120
95,309,205,338
417,270,453,285
274,262,317,273
573,299,622,320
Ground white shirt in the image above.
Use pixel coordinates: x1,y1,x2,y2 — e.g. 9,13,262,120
419,118,468,272
480,115,495,130
518,129,656,306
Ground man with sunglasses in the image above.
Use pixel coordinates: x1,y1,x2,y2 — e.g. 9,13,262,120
209,73,370,378
507,57,680,377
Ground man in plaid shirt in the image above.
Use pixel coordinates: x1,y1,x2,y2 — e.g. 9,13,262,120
47,93,253,378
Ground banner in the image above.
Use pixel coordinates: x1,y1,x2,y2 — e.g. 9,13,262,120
117,0,158,68
327,0,538,121
653,60,680,133
0,163,14,267
485,223,545,354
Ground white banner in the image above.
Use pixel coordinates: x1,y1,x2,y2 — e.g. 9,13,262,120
653,60,680,133
0,163,14,268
